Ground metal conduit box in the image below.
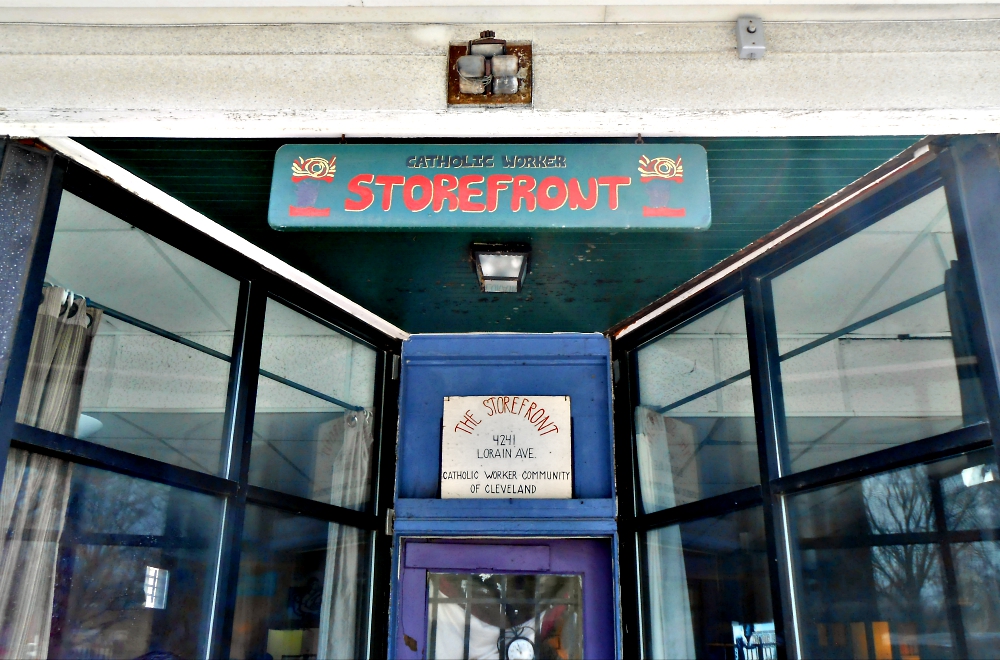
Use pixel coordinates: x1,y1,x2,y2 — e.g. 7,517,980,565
448,31,532,106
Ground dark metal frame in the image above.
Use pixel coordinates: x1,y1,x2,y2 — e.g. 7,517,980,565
0,159,402,660
0,142,65,486
611,135,1000,659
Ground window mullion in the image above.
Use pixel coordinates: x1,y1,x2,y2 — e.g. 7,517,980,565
745,273,796,660
939,136,1000,459
368,348,400,660
208,277,267,660
10,424,239,497
246,484,376,530
610,342,642,658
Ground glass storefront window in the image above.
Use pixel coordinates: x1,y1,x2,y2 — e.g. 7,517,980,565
636,296,758,512
0,167,391,660
230,504,372,660
16,190,240,475
0,448,223,659
771,187,986,473
788,447,1000,659
643,507,774,660
790,448,1000,660
249,298,377,509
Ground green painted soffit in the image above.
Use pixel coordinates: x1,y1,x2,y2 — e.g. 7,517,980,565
79,137,921,334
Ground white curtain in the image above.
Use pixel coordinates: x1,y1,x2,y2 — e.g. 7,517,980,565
0,286,100,659
17,287,102,437
635,407,696,660
0,449,73,659
316,409,375,660
636,407,700,510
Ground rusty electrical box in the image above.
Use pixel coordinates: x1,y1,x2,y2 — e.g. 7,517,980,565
447,31,532,106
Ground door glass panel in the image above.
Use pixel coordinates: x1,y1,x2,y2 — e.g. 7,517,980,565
771,187,987,473
249,298,377,508
788,446,1000,659
16,190,239,475
426,572,583,660
636,295,759,512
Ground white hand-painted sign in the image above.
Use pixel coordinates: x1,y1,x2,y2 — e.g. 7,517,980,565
441,395,572,499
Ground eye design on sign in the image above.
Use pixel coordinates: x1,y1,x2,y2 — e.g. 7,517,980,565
291,156,336,183
638,155,687,218
637,155,684,183
289,156,336,217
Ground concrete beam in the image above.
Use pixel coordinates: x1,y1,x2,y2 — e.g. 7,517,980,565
0,20,998,137
3,3,1000,24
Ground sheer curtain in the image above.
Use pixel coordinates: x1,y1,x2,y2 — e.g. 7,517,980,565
317,409,375,660
17,287,103,436
635,407,696,660
0,450,73,659
1,286,103,658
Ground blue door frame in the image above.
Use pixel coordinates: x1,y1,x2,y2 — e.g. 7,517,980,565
389,333,620,658
397,539,615,660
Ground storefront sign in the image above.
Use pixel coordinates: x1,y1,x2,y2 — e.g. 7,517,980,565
440,395,572,499
268,144,710,230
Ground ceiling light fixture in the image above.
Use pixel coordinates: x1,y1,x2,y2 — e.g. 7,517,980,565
472,243,530,293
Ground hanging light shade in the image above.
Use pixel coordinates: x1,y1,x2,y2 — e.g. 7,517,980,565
472,243,530,293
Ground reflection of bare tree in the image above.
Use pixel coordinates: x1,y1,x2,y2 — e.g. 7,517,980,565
863,468,943,626
861,465,998,656
940,472,1000,654
58,473,164,656
54,470,207,659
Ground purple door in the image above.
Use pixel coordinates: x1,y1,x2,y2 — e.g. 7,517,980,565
396,539,614,660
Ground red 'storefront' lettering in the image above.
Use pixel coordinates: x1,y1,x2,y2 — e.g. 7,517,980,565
344,174,375,212
568,178,599,211
349,173,634,214
458,175,486,212
375,175,405,211
433,175,460,212
403,175,433,212
537,177,568,211
511,175,537,212
486,175,514,212
598,176,631,210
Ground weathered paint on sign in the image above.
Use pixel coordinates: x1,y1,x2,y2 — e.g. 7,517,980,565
441,395,573,499
268,143,710,230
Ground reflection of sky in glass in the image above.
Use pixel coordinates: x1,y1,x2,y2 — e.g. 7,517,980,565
942,466,1000,531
